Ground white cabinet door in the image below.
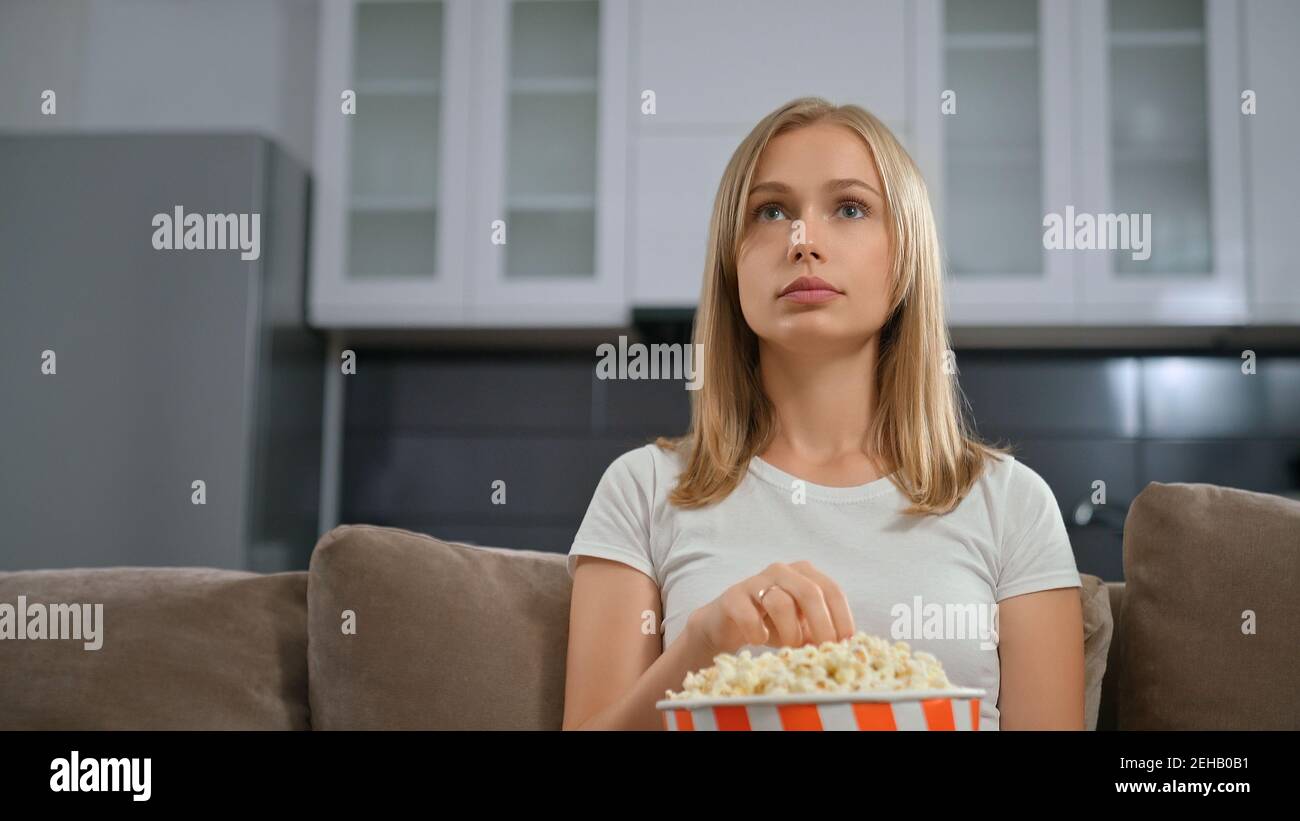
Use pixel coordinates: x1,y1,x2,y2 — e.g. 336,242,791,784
630,134,738,307
1074,0,1248,324
917,0,1077,326
1243,0,1300,323
634,0,908,128
629,0,909,308
468,0,629,327
310,0,474,327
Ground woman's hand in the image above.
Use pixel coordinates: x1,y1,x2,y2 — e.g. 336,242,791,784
685,561,856,656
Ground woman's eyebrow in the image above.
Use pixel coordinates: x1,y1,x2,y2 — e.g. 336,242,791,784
748,178,882,199
826,178,882,198
748,180,791,197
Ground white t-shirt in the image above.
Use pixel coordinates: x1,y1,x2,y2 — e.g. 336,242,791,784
566,443,1083,730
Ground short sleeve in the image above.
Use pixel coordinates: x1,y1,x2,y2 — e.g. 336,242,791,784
995,460,1083,602
567,446,658,584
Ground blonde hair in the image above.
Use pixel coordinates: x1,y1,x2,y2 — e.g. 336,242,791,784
652,96,1013,516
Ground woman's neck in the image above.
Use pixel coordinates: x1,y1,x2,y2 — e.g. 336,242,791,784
756,333,889,481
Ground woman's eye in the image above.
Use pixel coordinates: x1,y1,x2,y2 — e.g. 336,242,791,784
756,204,786,221
838,202,867,219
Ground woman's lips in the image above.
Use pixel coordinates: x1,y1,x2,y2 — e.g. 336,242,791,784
779,289,843,304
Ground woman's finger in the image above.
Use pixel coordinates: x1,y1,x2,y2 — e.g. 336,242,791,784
754,585,803,647
769,565,838,644
790,562,856,641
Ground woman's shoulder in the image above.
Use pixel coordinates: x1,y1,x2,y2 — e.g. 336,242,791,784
971,450,1062,524
607,440,667,466
993,451,1054,496
972,448,1038,486
960,449,1053,507
601,441,682,488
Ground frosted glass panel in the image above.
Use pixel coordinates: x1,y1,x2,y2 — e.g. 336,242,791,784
946,151,1043,275
507,93,597,197
1108,0,1210,274
505,209,595,278
945,48,1039,146
511,0,599,79
943,0,1042,275
348,1,444,282
946,0,1037,33
348,210,438,278
355,0,443,81
1110,161,1210,273
350,95,439,198
1111,0,1203,31
505,0,599,279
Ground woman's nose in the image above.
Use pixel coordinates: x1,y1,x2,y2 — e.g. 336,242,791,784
787,221,824,264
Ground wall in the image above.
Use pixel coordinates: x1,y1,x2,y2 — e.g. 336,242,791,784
0,0,319,169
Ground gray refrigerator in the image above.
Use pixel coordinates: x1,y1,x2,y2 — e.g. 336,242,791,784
0,134,324,572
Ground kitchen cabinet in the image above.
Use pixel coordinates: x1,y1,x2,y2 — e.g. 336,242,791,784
468,0,628,326
629,0,911,308
310,0,1297,329
917,0,1076,324
1073,0,1247,323
310,0,627,328
918,0,1254,326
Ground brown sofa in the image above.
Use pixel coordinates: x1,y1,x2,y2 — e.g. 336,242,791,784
2,482,1296,730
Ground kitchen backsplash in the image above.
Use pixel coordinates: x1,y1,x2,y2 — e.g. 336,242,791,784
340,347,1300,582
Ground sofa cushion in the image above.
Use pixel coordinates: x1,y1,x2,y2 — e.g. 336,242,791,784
0,567,309,729
1118,482,1300,729
1079,573,1112,731
1097,581,1126,731
307,524,571,730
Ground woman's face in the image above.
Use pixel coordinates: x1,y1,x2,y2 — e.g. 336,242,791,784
736,122,893,353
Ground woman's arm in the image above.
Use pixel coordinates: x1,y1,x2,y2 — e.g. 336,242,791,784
562,556,720,730
996,586,1086,730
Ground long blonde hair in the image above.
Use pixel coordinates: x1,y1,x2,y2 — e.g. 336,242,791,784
652,96,1013,516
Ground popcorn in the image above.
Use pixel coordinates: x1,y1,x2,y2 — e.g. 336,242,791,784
665,631,955,700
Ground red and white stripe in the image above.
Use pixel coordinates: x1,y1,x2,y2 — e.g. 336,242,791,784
662,697,981,731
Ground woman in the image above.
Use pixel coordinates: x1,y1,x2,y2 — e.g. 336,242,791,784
562,97,1084,731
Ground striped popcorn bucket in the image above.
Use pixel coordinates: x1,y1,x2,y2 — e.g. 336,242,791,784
656,688,985,731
